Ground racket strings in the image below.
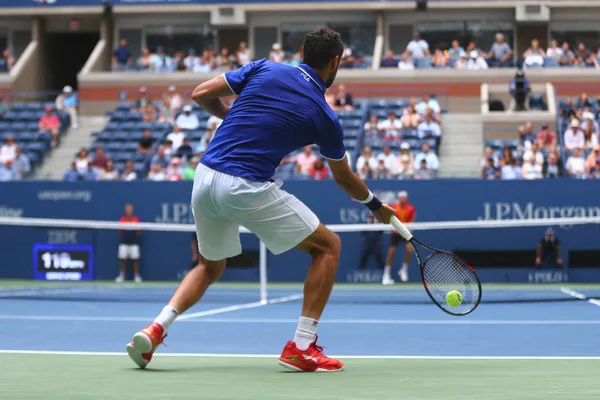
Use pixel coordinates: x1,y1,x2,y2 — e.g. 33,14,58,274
423,252,480,314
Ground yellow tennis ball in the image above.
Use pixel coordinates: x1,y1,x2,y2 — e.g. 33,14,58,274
446,290,463,308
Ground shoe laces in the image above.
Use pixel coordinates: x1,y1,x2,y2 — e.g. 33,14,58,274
310,335,324,353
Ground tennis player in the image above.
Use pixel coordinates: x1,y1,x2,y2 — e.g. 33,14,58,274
126,27,395,372
382,191,415,284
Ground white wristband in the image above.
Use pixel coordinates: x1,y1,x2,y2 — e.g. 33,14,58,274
357,191,374,204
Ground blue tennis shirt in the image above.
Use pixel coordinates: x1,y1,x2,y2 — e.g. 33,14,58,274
200,59,346,182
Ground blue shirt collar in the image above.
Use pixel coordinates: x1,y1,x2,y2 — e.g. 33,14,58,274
296,64,327,94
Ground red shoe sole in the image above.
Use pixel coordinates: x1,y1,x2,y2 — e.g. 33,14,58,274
126,331,153,369
277,358,344,372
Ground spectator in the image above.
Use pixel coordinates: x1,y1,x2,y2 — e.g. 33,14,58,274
363,114,381,139
164,85,183,114
415,95,441,115
158,98,174,124
398,53,415,70
575,42,593,66
467,50,488,70
137,47,153,71
566,148,587,178
432,48,449,67
560,97,577,119
356,146,378,172
560,42,576,66
150,46,172,72
500,145,516,165
380,50,399,68
269,43,285,63
414,143,439,171
183,49,199,71
62,161,80,182
283,51,301,67
0,95,7,119
138,129,154,153
288,145,318,175
0,159,17,181
147,163,165,181
90,146,110,170
580,108,598,133
12,146,30,179
523,142,544,167
405,32,430,59
339,43,355,69
358,163,373,179
481,146,499,168
38,106,61,146
521,157,542,180
112,38,132,71
195,128,215,154
75,148,89,174
99,160,119,180
564,119,585,150
215,47,234,71
378,112,402,139
0,135,17,163
373,159,390,179
578,92,592,108
396,143,414,175
481,157,500,179
536,123,557,149
520,121,537,144
193,54,212,73
83,161,98,181
207,114,223,131
308,158,329,180
121,160,138,181
335,85,353,110
487,33,513,67
134,87,151,110
582,125,599,150
454,51,468,69
176,137,194,161
543,152,563,178
535,228,562,269
417,113,442,141
165,158,183,181
377,145,397,173
523,39,545,68
0,49,14,72
151,145,171,168
175,105,200,131
414,159,434,180
585,144,600,171
140,102,157,123
182,156,199,181
163,139,174,156
116,203,142,283
546,39,563,58
501,157,522,180
400,105,420,128
166,124,186,151
466,41,484,57
236,41,252,67
448,40,465,58
589,158,600,179
55,85,78,129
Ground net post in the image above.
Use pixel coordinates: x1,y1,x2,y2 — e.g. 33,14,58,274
259,241,268,304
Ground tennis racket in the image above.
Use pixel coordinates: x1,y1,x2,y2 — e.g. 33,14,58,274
390,216,482,316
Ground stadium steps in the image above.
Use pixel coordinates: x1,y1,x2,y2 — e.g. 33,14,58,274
438,114,482,178
34,116,107,180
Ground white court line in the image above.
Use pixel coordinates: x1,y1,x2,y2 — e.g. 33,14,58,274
0,350,599,360
1,315,600,325
560,287,600,307
176,294,303,320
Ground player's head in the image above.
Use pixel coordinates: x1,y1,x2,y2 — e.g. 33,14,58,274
398,191,408,204
301,27,344,88
124,203,134,216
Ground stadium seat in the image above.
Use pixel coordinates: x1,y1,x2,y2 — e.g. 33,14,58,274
529,94,546,111
127,112,143,121
342,119,362,129
17,132,36,142
0,121,10,131
386,99,408,109
95,131,114,142
112,152,132,163
105,142,123,152
406,139,420,149
11,103,27,112
2,111,19,121
188,130,204,141
136,122,153,131
27,142,48,155
503,139,520,149
151,131,165,141
124,142,140,152
343,139,357,148
114,162,126,173
400,128,418,139
414,58,433,69
11,122,26,131
485,139,502,149
27,152,40,165
120,121,137,131
373,109,389,119
112,131,129,142
26,122,39,131
369,99,387,109
130,131,144,141
153,122,171,132
110,111,128,121
543,57,559,68
117,101,134,111
134,152,151,162
37,131,52,142
345,129,360,139
105,122,120,131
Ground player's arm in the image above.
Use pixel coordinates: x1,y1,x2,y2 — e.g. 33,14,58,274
190,75,232,120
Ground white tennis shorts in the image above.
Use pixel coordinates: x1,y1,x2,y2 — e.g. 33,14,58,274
118,244,140,260
191,163,320,261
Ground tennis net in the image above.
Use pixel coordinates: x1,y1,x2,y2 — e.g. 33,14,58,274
0,215,599,304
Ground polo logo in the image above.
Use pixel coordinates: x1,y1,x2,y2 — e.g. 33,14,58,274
300,72,310,82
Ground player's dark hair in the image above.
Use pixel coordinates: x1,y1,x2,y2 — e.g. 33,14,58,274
302,27,344,70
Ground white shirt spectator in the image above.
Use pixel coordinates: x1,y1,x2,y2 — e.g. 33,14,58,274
524,54,544,68
415,98,441,115
467,56,489,70
184,56,199,71
148,170,166,181
546,46,563,58
584,132,599,148
377,117,402,139
150,53,172,72
294,152,318,174
167,131,186,151
522,149,544,166
207,115,223,130
0,142,16,163
414,151,439,170
417,120,442,139
75,158,89,174
406,39,429,58
522,162,542,180
377,151,397,172
192,61,211,73
356,155,378,171
175,111,200,130
122,171,138,181
398,60,414,70
501,164,522,180
564,128,585,150
566,155,587,176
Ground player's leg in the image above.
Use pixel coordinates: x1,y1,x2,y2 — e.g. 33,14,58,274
116,244,128,282
383,235,400,284
398,241,413,282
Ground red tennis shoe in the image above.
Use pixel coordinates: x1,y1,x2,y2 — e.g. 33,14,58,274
278,336,344,372
126,322,166,369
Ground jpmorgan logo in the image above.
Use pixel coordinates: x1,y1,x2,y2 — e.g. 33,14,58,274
155,202,195,224
479,202,600,220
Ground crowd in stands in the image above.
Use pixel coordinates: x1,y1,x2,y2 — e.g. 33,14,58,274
0,49,14,73
481,92,600,180
381,32,600,70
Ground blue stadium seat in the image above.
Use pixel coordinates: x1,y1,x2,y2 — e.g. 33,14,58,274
115,131,132,142
414,58,433,69
11,103,27,112
373,109,389,119
345,129,360,139
27,102,44,111
27,142,48,155
343,139,357,148
153,122,171,132
123,142,140,152
188,130,204,141
503,139,520,149
2,111,19,121
406,139,420,149
110,111,128,121
114,162,126,173
11,122,26,131
117,101,134,111
37,131,52,142
133,161,147,174
27,152,40,165
134,152,151,162
529,94,546,111
136,122,153,131
95,131,114,142
484,139,502,149
20,111,38,121
105,121,120,131
0,121,10,131
369,99,387,109
543,57,559,68
127,112,143,121
17,132,36,142
336,109,363,119
43,102,55,110
112,152,131,163
130,131,144,141
120,121,137,131
105,142,123,153
400,128,418,139
386,99,408,109
26,122,39,131
342,119,362,129
151,131,165,141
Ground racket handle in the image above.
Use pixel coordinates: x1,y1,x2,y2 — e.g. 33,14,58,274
390,216,413,241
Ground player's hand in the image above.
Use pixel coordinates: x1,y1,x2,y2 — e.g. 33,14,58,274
372,202,396,224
